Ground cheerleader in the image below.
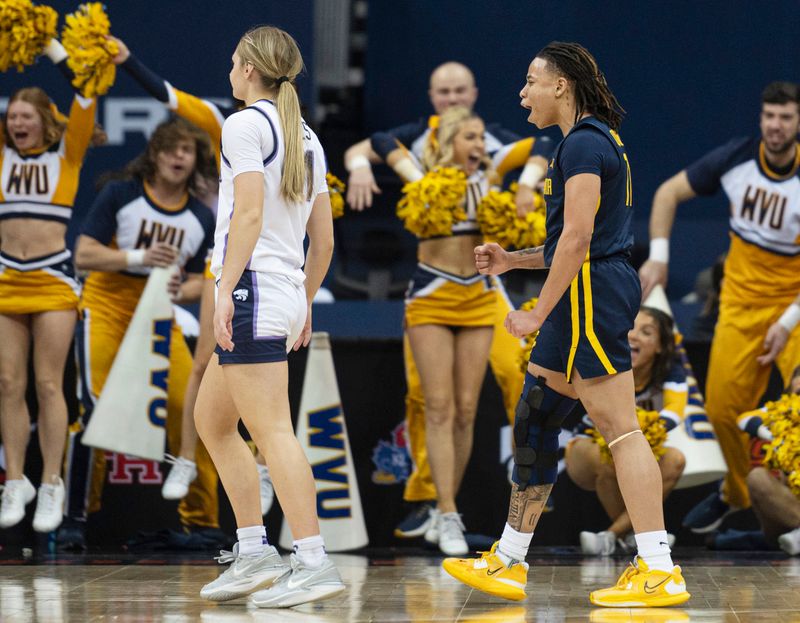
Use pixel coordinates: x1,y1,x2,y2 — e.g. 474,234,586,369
0,41,99,534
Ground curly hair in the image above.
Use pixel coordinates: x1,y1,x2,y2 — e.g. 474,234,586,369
97,117,216,195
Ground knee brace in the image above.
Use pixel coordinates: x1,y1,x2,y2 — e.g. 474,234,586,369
513,373,578,489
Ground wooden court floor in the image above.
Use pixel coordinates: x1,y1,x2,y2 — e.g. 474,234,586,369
1,549,800,622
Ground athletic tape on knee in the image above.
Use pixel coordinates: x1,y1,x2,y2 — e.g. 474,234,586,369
512,372,577,488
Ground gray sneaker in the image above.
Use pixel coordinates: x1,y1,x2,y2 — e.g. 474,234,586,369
250,554,345,608
200,543,288,602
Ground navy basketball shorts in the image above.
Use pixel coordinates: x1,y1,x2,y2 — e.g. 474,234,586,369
530,256,641,381
214,270,307,364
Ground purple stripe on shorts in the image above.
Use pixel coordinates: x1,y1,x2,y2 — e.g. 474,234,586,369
251,271,260,339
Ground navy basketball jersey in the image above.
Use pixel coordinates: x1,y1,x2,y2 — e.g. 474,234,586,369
542,116,633,266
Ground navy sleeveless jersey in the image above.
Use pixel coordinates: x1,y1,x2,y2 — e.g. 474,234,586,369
542,116,634,266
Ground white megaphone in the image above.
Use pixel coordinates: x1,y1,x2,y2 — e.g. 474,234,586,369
81,266,176,461
279,332,368,551
644,285,727,488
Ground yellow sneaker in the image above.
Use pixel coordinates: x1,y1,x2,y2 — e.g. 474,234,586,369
442,542,528,601
589,557,690,608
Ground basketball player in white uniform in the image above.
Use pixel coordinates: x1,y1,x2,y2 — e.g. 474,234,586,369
194,26,345,608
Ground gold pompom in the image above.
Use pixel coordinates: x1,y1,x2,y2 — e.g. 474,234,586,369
589,408,667,464
0,0,58,73
396,166,467,238
517,296,540,373
62,2,117,97
477,182,546,250
326,172,345,220
762,393,800,495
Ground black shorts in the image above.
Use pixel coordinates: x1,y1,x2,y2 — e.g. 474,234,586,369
530,257,640,380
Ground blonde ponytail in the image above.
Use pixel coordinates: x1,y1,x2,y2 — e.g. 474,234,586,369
236,26,308,203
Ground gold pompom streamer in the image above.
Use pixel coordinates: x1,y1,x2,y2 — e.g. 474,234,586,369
477,182,546,250
62,2,117,97
326,172,345,220
762,393,800,496
0,0,57,72
396,166,467,238
589,407,667,464
517,296,539,373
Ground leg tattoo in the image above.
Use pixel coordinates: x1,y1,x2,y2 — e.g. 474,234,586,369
507,483,553,532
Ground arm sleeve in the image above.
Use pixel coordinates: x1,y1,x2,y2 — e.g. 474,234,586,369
492,137,535,178
385,119,428,148
122,54,230,149
559,129,616,181
684,136,752,196
370,131,404,161
222,111,271,177
737,407,766,438
63,95,97,165
185,209,215,274
658,360,688,431
80,183,120,244
120,53,170,102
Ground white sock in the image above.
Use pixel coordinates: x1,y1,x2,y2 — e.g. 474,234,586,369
236,525,267,557
293,534,327,569
497,523,533,565
634,529,674,572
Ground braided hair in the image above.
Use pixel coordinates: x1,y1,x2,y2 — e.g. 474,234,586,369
536,42,625,131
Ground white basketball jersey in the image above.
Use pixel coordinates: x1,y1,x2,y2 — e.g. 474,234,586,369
211,99,327,284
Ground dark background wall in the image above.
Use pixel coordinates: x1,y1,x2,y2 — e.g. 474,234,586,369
364,1,800,296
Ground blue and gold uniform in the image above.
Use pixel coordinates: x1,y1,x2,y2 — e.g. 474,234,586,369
372,125,551,503
685,136,800,509
64,179,219,529
0,94,95,313
531,116,640,380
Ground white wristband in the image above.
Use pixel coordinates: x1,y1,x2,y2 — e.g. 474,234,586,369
126,249,146,267
394,157,424,182
649,238,669,263
345,155,371,172
778,303,800,332
518,162,545,188
43,39,68,64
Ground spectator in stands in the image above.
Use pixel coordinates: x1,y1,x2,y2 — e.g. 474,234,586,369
566,307,687,555
0,40,103,535
739,366,800,554
370,106,540,555
639,82,800,533
107,36,275,513
58,117,218,549
344,62,552,544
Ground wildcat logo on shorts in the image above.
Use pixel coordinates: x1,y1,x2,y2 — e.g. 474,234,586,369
371,422,411,485
233,288,249,301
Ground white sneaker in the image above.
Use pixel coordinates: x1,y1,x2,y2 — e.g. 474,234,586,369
580,531,617,556
779,527,800,555
0,475,36,528
161,455,197,500
424,508,441,544
200,543,288,602
438,512,468,556
251,554,345,608
257,464,274,516
33,476,65,533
